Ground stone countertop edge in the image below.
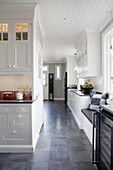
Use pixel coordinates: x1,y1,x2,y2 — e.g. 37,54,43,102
100,105,113,115
68,89,90,96
0,98,37,104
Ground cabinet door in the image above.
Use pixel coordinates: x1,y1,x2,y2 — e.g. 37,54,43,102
12,21,32,71
0,21,12,71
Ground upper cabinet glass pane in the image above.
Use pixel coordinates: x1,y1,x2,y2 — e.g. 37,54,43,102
22,23,28,31
3,24,8,32
0,24,1,32
16,23,21,32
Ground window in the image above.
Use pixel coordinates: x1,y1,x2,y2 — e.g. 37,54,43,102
110,36,113,93
0,23,8,41
16,23,28,40
103,24,113,98
43,66,48,85
55,65,61,80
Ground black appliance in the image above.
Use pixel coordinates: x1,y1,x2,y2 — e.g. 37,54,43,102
49,73,54,101
92,108,113,170
64,72,67,104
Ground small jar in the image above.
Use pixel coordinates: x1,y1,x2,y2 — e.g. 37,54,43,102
16,92,23,100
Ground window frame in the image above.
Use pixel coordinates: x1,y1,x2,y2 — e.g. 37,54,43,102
43,65,48,86
55,65,61,80
16,22,29,41
0,23,8,41
102,23,113,96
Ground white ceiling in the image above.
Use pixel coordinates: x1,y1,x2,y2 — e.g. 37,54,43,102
0,0,38,4
38,0,113,62
1,0,113,62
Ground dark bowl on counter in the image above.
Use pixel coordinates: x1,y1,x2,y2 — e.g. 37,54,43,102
81,87,94,94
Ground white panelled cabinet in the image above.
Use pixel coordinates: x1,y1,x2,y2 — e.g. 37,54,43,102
77,30,101,77
0,21,11,71
0,20,32,72
67,90,90,129
0,4,44,153
0,100,43,152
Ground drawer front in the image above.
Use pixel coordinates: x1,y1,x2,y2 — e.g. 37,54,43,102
0,114,8,129
0,107,13,113
9,113,29,130
15,106,29,113
0,130,31,145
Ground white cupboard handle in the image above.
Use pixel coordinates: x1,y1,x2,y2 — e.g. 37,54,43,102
12,65,15,68
20,108,24,111
13,130,16,134
18,114,22,118
4,109,7,112
8,65,12,68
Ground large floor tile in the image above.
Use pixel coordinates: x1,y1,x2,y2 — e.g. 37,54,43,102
69,150,91,162
1,162,27,170
25,161,48,170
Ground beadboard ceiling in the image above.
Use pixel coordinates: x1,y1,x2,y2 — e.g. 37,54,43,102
0,0,38,3
1,0,113,62
38,0,113,62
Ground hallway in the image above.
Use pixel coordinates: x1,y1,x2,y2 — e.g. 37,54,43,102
0,101,97,170
40,101,97,170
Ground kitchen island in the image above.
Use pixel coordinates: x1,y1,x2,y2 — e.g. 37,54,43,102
0,98,43,153
67,89,90,129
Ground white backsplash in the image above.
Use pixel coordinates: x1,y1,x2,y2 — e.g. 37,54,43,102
78,76,103,92
0,75,32,91
89,77,103,92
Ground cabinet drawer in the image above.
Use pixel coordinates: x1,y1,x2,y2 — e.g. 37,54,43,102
9,113,29,130
15,106,29,113
0,130,31,145
0,107,13,113
0,114,8,129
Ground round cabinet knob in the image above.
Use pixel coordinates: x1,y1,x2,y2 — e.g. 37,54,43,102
4,109,7,112
20,108,24,111
18,114,22,118
12,65,15,68
8,65,12,68
13,130,16,134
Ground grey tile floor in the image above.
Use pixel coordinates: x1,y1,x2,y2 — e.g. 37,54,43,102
0,101,97,170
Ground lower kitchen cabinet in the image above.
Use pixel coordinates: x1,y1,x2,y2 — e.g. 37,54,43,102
67,89,90,129
0,100,43,153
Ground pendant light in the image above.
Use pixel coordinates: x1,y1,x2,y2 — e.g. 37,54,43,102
110,44,113,50
106,10,113,50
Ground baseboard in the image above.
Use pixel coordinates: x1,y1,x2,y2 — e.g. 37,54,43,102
54,98,65,100
43,99,48,101
0,145,34,153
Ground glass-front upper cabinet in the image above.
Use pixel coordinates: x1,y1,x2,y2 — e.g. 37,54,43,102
0,23,8,41
16,23,28,41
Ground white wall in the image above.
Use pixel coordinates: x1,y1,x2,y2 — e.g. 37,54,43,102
32,5,44,100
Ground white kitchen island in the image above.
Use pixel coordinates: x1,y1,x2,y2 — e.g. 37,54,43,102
67,89,90,129
0,99,43,153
